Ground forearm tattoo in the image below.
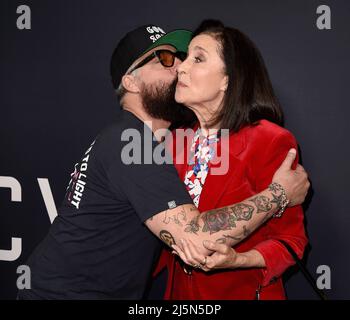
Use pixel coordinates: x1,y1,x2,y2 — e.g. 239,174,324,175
201,207,237,234
157,187,281,243
200,202,255,235
231,203,254,220
185,215,200,234
270,193,283,207
162,205,187,226
249,196,273,213
268,183,284,207
159,230,176,247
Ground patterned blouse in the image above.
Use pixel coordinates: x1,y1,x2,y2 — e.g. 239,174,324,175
184,128,220,207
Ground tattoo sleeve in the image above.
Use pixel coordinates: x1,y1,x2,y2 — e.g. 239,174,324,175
191,185,284,247
162,205,187,226
148,184,286,251
200,202,255,235
184,215,200,234
249,196,273,213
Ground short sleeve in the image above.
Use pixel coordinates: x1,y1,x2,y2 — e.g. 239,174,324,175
107,138,193,222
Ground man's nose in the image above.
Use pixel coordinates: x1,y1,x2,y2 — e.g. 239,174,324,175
176,58,183,73
176,57,187,75
170,57,182,74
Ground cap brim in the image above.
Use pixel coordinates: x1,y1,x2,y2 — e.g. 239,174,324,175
142,29,192,55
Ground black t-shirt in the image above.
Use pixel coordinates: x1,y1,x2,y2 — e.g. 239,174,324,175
19,110,192,299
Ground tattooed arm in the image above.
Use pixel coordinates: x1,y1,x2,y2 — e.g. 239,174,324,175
146,184,288,255
145,149,309,255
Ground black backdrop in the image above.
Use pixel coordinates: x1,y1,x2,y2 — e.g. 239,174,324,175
1,0,349,300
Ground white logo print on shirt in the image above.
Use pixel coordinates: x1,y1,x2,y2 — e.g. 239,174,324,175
67,140,95,209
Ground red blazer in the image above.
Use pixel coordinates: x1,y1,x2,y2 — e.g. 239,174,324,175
155,119,308,300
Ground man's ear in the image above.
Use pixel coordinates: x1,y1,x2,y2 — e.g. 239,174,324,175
121,73,140,93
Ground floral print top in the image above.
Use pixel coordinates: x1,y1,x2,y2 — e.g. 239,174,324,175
184,128,220,207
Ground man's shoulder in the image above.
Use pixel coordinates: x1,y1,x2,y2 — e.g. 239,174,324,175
97,111,145,143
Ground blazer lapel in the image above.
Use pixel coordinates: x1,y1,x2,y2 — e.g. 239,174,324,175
198,129,247,212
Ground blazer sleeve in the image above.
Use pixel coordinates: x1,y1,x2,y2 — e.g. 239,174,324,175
250,130,308,287
152,248,171,278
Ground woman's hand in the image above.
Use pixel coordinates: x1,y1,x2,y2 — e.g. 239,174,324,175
172,239,245,272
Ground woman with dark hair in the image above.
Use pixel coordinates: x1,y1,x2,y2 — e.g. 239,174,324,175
161,20,308,300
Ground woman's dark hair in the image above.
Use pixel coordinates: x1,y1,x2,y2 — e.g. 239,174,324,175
192,19,284,132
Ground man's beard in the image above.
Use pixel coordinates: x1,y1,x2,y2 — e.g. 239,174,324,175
140,79,196,129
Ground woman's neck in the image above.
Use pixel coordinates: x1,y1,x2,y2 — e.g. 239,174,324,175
190,107,219,136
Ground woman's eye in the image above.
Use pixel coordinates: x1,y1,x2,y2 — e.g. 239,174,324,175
194,56,202,63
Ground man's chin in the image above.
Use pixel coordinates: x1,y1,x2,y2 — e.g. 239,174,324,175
141,80,196,127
